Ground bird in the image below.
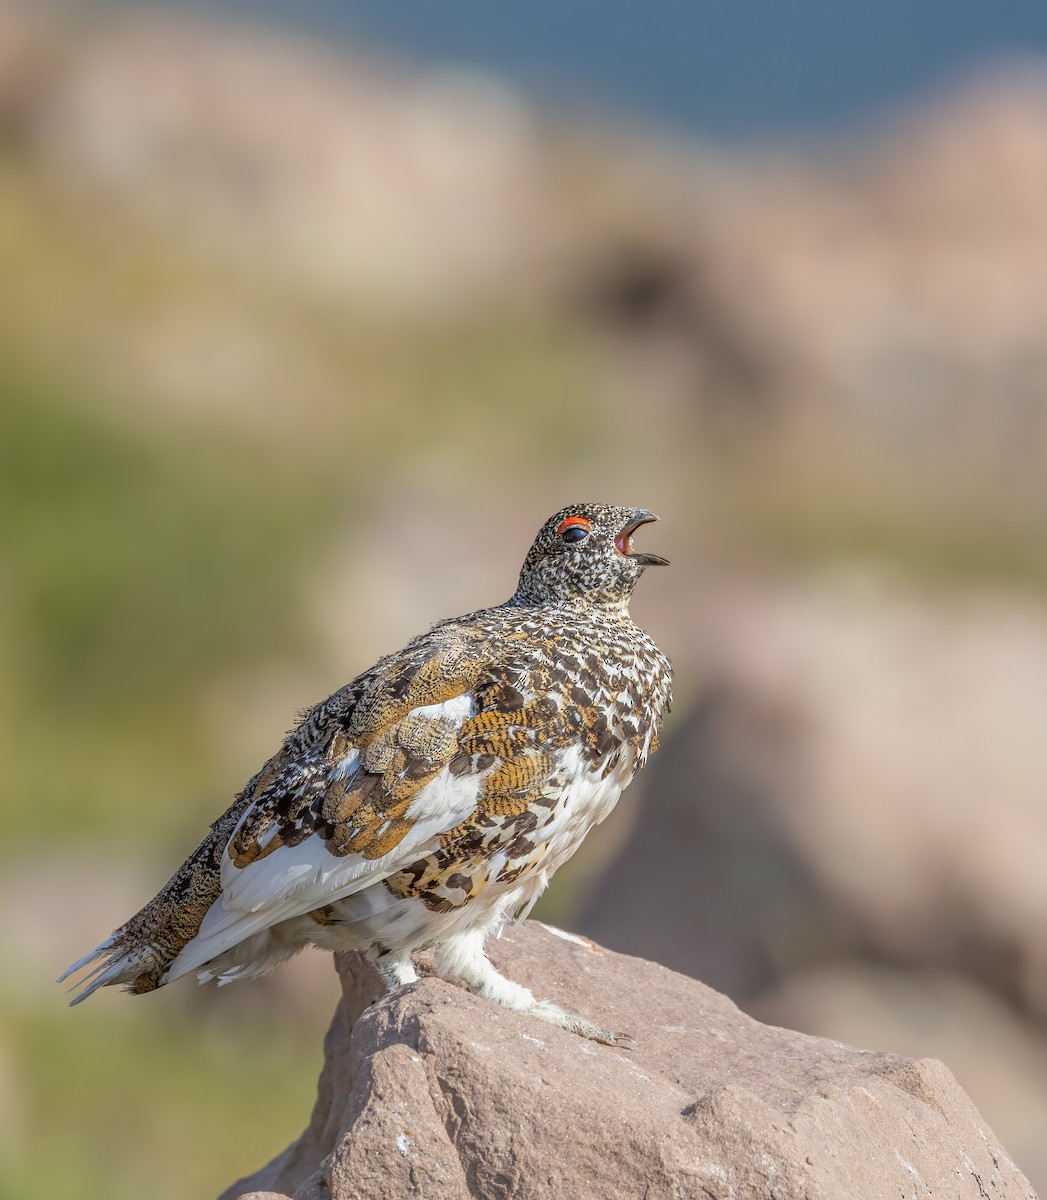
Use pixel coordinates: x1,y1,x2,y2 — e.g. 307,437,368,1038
60,503,673,1045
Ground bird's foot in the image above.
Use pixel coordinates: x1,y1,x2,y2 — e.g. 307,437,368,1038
368,946,418,991
526,998,633,1047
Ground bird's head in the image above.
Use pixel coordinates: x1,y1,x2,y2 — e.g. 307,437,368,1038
511,503,669,609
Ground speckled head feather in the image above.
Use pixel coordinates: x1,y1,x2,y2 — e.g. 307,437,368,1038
511,503,669,609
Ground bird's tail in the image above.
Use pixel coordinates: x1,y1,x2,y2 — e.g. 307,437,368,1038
58,796,249,1005
57,932,163,1005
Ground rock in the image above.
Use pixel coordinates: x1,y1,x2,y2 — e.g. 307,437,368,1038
221,922,1034,1200
751,963,1047,1193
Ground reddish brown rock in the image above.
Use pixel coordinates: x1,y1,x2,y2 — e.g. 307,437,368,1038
222,922,1034,1200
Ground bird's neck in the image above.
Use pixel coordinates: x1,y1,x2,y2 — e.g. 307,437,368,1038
505,591,634,621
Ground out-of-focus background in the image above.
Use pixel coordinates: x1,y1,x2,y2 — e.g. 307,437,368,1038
6,1,1047,1195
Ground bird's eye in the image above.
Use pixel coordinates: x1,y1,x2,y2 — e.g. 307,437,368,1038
557,516,590,544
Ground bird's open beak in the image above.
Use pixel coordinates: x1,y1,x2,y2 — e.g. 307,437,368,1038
615,511,669,566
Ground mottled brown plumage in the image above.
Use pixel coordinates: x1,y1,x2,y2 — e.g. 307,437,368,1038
62,503,672,1044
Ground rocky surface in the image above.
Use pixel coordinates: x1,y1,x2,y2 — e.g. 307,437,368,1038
222,922,1034,1200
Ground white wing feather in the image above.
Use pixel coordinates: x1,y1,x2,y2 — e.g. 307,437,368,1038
164,695,479,983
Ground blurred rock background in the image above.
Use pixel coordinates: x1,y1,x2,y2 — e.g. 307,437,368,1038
5,1,1047,1196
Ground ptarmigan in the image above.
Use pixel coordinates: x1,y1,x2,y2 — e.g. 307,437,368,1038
61,503,672,1044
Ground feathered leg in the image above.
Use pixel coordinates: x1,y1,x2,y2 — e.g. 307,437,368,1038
433,929,630,1047
368,945,419,990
